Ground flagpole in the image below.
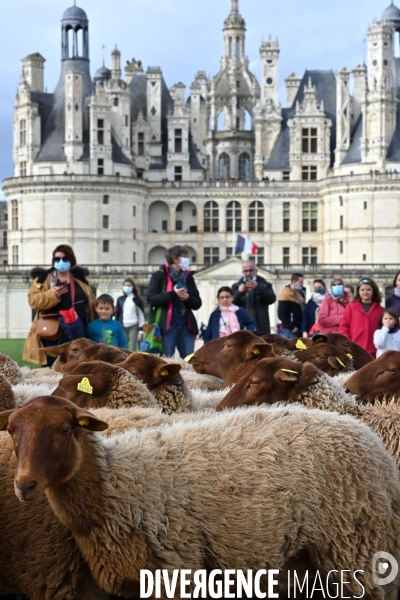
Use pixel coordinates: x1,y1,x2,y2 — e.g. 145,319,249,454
232,217,236,255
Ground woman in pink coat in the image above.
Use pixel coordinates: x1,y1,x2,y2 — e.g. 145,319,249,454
339,278,384,358
318,275,350,334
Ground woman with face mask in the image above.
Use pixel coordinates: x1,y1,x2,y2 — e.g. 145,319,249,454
115,278,145,351
385,271,400,318
23,244,96,367
318,275,350,335
301,279,327,338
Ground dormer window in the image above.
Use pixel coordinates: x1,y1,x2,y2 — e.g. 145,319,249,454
302,128,317,153
97,119,104,145
174,129,182,153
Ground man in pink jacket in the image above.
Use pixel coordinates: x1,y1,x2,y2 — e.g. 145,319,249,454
318,275,350,334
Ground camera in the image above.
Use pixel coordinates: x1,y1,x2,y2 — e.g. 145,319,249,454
242,276,257,283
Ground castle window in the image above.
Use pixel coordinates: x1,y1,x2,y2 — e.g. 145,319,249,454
125,115,129,127
3,231,7,249
283,202,290,232
102,215,109,229
302,247,317,265
302,202,318,232
204,247,219,265
339,195,343,206
229,37,232,59
97,119,104,145
236,80,240,89
283,171,290,181
204,201,219,232
302,166,317,181
12,245,19,265
176,220,183,231
226,201,242,232
174,129,182,153
19,120,26,146
255,247,265,264
162,220,168,231
113,97,119,107
283,247,290,265
138,132,144,156
340,241,343,254
236,37,240,59
218,153,230,180
364,201,367,210
133,228,136,239
174,166,182,182
133,251,136,263
103,195,109,204
340,215,343,229
97,159,104,175
102,240,109,253
11,201,18,230
236,117,240,130
249,201,264,232
238,153,250,181
133,205,136,217
19,161,27,177
302,128,317,153
176,202,183,212
363,254,366,261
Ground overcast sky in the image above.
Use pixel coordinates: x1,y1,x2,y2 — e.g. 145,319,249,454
0,0,392,196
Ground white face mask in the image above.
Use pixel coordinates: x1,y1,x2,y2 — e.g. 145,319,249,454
179,257,190,270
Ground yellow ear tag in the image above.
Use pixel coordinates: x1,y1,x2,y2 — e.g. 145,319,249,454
184,353,194,362
252,348,261,355
77,377,93,395
346,353,353,360
78,418,90,427
160,369,169,377
337,358,346,368
0,416,9,430
296,340,308,350
46,352,58,358
281,369,299,374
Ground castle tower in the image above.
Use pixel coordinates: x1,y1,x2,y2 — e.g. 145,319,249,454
223,0,246,65
335,67,351,166
260,36,280,108
61,5,89,61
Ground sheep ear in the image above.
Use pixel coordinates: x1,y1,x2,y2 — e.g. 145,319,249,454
312,334,328,345
72,408,109,431
247,342,272,359
327,356,346,369
61,361,82,375
274,369,300,382
59,374,108,395
154,363,181,382
38,341,70,357
0,409,16,431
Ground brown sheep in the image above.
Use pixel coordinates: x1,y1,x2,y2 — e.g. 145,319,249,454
52,361,190,413
311,333,374,369
293,342,353,376
38,338,96,371
216,358,361,416
345,349,400,403
190,330,274,385
0,352,24,384
61,343,130,369
0,374,17,411
2,396,400,600
260,334,312,358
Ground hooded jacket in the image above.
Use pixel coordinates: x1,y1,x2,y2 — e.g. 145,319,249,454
277,285,305,332
23,266,96,365
318,292,350,334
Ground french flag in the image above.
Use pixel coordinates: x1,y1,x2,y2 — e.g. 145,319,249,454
235,235,258,255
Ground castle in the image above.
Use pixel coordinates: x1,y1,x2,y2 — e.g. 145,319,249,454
4,0,400,267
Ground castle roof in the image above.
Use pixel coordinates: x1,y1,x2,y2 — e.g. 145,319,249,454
62,5,88,22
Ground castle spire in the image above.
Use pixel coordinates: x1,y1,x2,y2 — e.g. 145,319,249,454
231,0,239,12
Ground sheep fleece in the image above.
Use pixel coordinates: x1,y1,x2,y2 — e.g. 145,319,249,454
48,406,400,599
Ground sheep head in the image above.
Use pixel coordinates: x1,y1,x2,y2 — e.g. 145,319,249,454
0,396,108,503
345,350,400,403
116,353,182,389
294,342,353,377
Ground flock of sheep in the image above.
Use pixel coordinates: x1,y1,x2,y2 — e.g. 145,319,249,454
1,331,400,599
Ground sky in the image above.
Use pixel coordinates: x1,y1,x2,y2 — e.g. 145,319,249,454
0,0,393,197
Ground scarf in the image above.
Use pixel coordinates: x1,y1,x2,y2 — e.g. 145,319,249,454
169,265,188,316
219,305,240,336
389,325,400,334
311,291,326,307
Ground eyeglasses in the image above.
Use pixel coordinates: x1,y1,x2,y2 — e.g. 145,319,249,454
243,269,255,273
54,256,68,262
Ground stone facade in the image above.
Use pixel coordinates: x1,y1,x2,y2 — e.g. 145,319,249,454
3,1,400,267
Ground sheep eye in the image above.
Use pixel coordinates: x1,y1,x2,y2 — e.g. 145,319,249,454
387,367,396,373
61,428,70,436
6,429,12,436
250,381,260,387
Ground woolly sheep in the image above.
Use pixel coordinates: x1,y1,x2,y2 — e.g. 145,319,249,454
0,353,24,385
293,342,354,376
0,374,16,411
37,338,96,371
13,381,59,406
361,398,400,468
20,366,63,385
2,397,400,600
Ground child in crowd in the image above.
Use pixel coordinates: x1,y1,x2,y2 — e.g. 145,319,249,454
88,294,127,348
373,308,400,358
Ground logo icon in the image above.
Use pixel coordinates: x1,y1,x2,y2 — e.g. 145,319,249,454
372,552,398,586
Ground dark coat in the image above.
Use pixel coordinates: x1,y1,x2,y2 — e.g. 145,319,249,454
147,265,202,335
115,295,145,324
231,275,276,335
301,299,319,335
386,293,400,317
203,307,256,343
277,285,305,332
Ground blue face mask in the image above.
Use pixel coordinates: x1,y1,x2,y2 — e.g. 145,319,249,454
295,285,303,291
123,286,133,294
332,285,344,297
54,260,71,272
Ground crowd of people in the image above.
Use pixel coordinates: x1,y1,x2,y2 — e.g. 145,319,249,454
23,243,400,364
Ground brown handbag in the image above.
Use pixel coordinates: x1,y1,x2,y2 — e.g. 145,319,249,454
35,314,61,341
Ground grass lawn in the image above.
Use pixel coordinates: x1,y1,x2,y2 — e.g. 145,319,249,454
0,339,40,368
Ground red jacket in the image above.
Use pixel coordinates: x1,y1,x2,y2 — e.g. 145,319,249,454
339,301,384,357
318,293,350,334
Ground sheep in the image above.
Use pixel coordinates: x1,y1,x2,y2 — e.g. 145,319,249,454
0,374,16,411
13,381,59,406
0,352,24,385
345,350,400,402
260,333,307,359
2,396,400,600
293,341,354,376
37,338,97,371
20,366,63,384
361,398,400,468
190,330,274,385
312,332,374,369
216,358,362,416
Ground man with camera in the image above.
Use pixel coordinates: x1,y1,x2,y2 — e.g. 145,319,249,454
231,261,276,336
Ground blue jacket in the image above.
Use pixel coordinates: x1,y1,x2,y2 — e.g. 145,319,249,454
301,299,319,335
203,307,256,343
88,318,127,348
